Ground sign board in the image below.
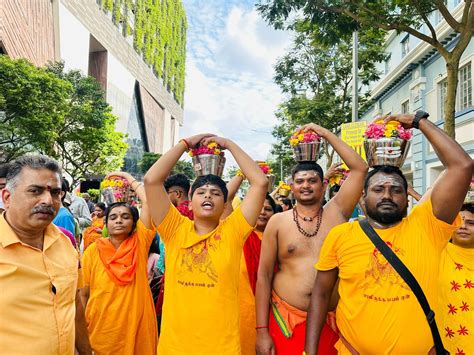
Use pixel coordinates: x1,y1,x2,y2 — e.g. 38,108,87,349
340,121,367,168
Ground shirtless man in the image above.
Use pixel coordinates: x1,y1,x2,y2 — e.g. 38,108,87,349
255,123,368,355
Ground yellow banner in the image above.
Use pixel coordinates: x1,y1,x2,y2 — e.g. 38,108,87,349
340,121,367,168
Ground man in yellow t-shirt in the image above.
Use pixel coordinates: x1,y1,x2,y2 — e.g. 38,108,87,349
438,203,474,355
304,112,472,355
144,133,268,354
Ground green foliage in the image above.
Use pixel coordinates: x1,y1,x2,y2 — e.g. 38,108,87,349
139,152,195,180
0,55,71,162
46,61,128,185
268,25,386,170
257,0,474,138
100,0,187,105
87,188,101,202
139,152,160,173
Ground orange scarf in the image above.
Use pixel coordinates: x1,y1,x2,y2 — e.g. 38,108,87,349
95,233,138,286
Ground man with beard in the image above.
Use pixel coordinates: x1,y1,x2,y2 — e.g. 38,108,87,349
256,123,368,355
0,154,91,354
305,113,472,354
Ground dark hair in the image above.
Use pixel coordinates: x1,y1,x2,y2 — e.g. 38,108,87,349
95,202,106,211
61,177,70,193
0,163,10,179
6,154,61,191
164,173,190,194
461,203,474,214
363,166,408,195
265,193,279,213
275,204,283,213
105,202,139,236
291,162,324,180
281,198,293,209
191,175,228,202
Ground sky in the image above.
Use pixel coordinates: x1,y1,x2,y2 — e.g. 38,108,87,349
180,0,292,168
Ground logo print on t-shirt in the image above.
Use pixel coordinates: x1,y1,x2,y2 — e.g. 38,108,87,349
178,235,221,283
362,241,410,291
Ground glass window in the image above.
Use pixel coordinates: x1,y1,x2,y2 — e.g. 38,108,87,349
401,36,410,58
438,79,447,118
459,63,472,110
401,100,410,114
384,55,391,75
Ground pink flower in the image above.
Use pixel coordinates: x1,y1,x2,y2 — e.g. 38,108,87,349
397,125,413,140
303,132,320,143
364,123,385,139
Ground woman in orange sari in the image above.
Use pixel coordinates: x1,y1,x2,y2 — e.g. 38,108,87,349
80,172,158,354
83,202,106,250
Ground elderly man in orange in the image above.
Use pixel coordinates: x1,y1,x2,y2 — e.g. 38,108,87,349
83,202,106,250
0,154,91,354
80,171,158,354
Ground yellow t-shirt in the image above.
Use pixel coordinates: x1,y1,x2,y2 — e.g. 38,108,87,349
438,243,474,355
316,199,461,354
157,205,253,355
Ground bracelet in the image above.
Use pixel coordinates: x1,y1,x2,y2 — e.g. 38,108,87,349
255,325,268,330
180,139,190,151
236,170,246,179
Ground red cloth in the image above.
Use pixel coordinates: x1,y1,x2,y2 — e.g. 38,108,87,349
269,306,338,355
243,230,262,295
176,200,193,220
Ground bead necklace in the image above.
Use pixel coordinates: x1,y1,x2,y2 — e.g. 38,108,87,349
292,206,323,238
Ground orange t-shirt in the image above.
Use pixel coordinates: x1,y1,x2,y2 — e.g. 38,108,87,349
316,199,461,354
437,243,474,355
82,220,157,354
156,205,253,355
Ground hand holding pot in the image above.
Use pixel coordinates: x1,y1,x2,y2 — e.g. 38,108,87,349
200,136,230,150
297,123,328,138
186,133,216,149
381,113,415,129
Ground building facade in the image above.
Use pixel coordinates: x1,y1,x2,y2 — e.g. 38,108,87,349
0,0,186,174
360,0,473,194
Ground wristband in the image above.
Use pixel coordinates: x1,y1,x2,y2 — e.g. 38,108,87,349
180,139,190,151
255,325,268,330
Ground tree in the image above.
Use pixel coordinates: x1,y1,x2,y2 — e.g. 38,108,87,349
268,26,386,171
46,62,128,185
257,0,474,138
139,152,195,180
0,56,71,162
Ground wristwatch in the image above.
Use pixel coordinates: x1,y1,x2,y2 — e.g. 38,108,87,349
412,110,429,129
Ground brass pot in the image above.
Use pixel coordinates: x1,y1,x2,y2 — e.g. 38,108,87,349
278,188,290,197
364,137,410,168
293,142,321,162
192,154,225,177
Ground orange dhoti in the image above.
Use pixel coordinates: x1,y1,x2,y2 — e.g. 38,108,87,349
269,290,338,355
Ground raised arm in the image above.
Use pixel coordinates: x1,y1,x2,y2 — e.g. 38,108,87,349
201,137,268,225
221,175,244,219
105,171,152,229
305,268,339,355
255,214,279,355
144,134,215,226
385,113,473,223
301,124,368,219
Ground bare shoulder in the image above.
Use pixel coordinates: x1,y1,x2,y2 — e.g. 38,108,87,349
321,199,348,227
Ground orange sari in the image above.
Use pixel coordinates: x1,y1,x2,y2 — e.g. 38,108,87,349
83,217,104,250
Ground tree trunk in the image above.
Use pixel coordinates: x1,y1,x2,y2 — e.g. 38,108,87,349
444,57,460,139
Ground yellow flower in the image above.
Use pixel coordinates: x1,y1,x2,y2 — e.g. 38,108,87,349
188,151,194,157
208,142,217,148
297,133,304,141
384,129,393,138
289,138,299,146
214,149,221,155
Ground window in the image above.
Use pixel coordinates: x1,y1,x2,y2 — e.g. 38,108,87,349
401,100,410,114
401,36,410,58
459,63,472,110
384,55,391,75
438,79,448,117
435,1,448,24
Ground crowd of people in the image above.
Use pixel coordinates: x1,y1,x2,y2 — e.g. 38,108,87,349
0,112,472,355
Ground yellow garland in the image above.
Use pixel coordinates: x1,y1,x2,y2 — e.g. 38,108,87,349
278,181,291,190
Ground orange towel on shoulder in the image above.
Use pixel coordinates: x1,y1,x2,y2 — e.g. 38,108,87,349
95,234,138,285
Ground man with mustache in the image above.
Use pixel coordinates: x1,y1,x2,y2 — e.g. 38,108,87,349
256,123,368,355
305,113,472,354
0,154,91,354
